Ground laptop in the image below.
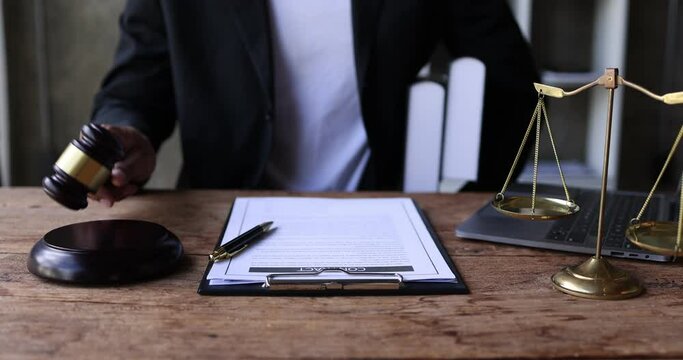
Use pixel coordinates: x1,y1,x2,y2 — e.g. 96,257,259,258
456,185,677,262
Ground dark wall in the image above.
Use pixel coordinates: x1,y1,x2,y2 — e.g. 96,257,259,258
620,0,683,192
4,0,124,185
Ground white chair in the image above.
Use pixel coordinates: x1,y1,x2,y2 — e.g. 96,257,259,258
403,57,486,193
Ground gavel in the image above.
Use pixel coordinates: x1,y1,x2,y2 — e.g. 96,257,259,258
43,123,124,210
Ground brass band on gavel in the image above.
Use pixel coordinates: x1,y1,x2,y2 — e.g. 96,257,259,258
55,143,112,192
43,123,124,210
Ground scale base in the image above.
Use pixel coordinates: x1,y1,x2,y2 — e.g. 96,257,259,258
551,256,643,300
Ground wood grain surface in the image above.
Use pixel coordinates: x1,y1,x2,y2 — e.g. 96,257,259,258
1,188,682,359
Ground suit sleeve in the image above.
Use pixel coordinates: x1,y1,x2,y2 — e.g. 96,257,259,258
90,0,176,150
440,0,539,190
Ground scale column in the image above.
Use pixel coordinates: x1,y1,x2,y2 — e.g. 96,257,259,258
595,68,618,258
550,68,643,300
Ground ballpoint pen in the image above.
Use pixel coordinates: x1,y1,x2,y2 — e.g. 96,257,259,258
209,221,274,262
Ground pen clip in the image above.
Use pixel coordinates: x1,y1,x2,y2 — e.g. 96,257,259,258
210,243,249,262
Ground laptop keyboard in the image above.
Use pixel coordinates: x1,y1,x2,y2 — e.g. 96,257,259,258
545,190,662,249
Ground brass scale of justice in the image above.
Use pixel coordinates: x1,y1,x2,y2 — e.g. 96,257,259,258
492,68,683,300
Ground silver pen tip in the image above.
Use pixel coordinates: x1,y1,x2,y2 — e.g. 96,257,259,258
261,221,274,232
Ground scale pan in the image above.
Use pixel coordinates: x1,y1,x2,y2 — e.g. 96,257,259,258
492,196,579,220
626,221,682,256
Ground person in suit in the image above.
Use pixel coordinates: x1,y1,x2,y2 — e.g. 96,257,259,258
91,0,538,206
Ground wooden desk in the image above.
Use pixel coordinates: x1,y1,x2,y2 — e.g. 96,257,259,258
1,188,682,359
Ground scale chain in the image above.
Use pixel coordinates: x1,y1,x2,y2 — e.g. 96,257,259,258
540,101,573,205
496,94,573,214
531,98,543,213
497,97,543,201
632,124,683,223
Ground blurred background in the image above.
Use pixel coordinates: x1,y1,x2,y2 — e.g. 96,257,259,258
0,0,681,192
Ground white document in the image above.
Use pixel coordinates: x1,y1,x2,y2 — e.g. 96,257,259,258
206,197,457,286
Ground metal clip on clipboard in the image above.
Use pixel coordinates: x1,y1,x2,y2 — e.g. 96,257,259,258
263,268,404,291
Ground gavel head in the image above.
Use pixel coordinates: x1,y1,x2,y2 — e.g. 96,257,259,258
43,123,124,210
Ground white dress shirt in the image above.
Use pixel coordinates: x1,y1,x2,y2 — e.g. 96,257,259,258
263,0,370,191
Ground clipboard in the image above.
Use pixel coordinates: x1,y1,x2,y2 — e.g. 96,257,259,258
197,199,468,296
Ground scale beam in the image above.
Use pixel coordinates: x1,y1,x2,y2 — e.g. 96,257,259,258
534,73,683,105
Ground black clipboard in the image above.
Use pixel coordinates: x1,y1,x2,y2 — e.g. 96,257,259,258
197,199,468,296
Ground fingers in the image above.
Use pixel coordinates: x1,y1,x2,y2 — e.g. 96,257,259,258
90,124,156,206
110,167,127,188
112,145,155,185
90,183,139,207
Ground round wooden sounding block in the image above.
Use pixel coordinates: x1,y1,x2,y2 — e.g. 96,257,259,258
28,220,183,284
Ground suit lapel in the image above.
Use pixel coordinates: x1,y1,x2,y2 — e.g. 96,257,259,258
352,0,384,94
229,0,273,107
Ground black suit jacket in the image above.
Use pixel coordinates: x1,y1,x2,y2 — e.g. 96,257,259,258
92,0,538,190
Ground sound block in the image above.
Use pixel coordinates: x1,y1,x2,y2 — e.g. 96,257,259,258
28,220,183,284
